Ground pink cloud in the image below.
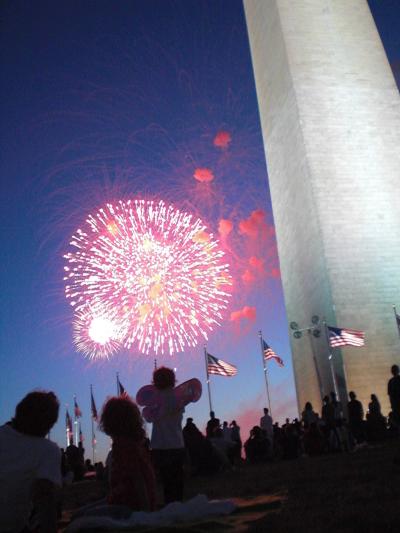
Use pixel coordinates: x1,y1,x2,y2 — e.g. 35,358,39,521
218,218,233,240
238,209,268,238
193,168,214,183
213,130,232,149
230,305,256,322
269,267,281,279
241,269,255,284
248,256,264,271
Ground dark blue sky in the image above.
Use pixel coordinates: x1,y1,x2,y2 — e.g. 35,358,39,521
1,0,399,459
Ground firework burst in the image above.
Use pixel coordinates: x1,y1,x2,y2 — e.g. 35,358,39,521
64,199,232,358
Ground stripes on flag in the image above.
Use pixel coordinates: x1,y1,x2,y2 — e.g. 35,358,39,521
262,340,284,367
327,326,365,347
207,353,237,377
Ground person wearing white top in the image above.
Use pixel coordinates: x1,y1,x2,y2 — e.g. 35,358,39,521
260,407,274,444
0,391,61,533
150,367,185,505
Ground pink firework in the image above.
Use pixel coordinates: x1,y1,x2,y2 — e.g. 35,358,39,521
64,199,232,357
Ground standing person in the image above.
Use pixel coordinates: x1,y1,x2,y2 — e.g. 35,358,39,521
66,439,83,482
150,367,186,504
330,392,343,424
260,407,273,446
206,411,220,438
0,391,61,533
230,420,242,464
222,421,232,442
367,394,386,441
388,364,400,426
301,402,319,429
347,391,365,444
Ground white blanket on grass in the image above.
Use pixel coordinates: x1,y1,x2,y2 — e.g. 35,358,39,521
66,494,236,532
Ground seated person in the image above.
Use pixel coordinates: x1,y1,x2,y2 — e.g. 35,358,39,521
183,418,221,475
102,395,156,512
244,426,270,463
0,391,61,533
73,395,156,522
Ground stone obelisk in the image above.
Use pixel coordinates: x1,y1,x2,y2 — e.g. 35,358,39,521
244,0,400,414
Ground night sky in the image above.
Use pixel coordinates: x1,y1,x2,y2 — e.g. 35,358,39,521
1,0,399,461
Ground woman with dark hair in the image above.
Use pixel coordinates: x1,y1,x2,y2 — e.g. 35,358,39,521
301,402,319,429
100,395,156,512
366,393,387,441
150,367,186,504
0,391,61,533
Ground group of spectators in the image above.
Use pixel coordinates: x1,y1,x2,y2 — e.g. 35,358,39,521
183,413,242,475
242,364,400,463
60,443,105,483
1,364,399,532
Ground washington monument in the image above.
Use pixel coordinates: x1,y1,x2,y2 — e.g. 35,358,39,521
244,0,400,414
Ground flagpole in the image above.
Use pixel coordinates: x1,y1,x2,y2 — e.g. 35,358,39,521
322,320,339,399
73,395,78,446
65,406,69,447
307,330,324,401
204,345,213,414
258,331,272,416
393,305,400,339
90,385,95,464
116,372,119,395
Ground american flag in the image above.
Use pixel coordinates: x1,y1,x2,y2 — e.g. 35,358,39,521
90,388,98,421
117,375,126,396
74,397,82,418
207,353,237,377
328,326,365,347
79,423,84,443
262,340,284,367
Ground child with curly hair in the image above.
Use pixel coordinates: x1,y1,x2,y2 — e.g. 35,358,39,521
100,395,156,512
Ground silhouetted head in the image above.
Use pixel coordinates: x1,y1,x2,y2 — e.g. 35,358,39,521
323,395,330,404
251,426,262,438
13,391,59,437
349,391,356,400
230,420,237,427
100,395,145,441
152,366,176,390
371,394,378,402
210,411,215,419
305,402,313,411
223,421,228,427
263,407,269,415
391,364,399,377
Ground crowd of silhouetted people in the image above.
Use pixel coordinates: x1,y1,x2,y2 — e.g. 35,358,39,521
1,364,399,532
